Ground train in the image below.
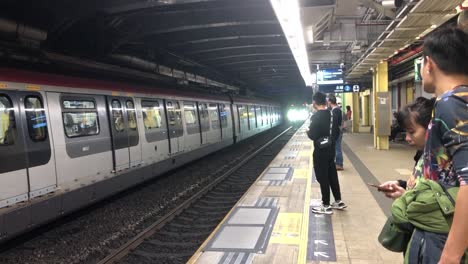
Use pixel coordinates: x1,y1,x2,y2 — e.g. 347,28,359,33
0,68,282,242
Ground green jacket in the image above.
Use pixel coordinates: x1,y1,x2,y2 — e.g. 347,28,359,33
391,178,459,233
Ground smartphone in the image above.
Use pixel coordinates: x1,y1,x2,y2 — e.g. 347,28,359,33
367,183,392,192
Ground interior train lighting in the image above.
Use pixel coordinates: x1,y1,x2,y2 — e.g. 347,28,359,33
270,0,313,87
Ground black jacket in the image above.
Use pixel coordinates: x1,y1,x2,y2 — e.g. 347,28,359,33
308,109,340,152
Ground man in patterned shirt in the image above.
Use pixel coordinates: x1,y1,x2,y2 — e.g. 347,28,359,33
417,27,468,264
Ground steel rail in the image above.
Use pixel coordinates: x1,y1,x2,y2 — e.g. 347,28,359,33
97,126,292,264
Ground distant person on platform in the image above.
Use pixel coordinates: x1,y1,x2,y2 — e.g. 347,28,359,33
328,94,344,171
307,92,346,214
345,105,352,121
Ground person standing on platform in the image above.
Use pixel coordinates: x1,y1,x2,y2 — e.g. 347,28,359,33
415,27,468,264
307,92,347,215
328,94,344,171
345,105,352,121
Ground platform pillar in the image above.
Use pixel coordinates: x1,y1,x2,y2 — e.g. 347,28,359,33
373,62,390,150
352,92,360,133
361,90,370,126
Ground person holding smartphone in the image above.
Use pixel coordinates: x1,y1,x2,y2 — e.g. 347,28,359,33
378,97,435,199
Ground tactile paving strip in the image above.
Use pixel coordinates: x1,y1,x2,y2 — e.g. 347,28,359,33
259,167,294,186
204,206,279,254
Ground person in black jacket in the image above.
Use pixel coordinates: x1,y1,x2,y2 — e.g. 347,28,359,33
308,92,347,214
328,94,344,170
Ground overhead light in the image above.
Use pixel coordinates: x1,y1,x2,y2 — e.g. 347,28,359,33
431,24,437,29
270,0,313,86
306,26,314,44
415,36,421,40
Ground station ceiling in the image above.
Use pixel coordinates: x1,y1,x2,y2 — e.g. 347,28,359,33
0,0,463,102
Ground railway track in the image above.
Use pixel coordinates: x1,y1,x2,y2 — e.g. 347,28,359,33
98,126,295,264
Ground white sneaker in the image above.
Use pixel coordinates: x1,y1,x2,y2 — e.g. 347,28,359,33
331,200,347,210
311,205,333,215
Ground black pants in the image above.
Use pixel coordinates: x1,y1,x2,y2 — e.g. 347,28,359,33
313,150,342,206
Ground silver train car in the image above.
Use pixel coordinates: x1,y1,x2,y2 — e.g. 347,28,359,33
0,68,282,242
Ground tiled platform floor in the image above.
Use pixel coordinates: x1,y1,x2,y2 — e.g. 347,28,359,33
188,122,415,264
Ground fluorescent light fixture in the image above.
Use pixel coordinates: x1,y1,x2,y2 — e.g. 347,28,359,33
306,26,314,44
270,0,313,86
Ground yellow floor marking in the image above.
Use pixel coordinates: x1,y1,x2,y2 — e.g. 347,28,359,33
270,213,302,245
293,169,307,179
297,137,313,264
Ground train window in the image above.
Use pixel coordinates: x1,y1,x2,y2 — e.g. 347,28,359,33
248,105,257,129
263,106,268,124
0,95,16,145
198,103,209,132
142,100,162,129
184,103,198,125
126,100,137,131
238,105,247,132
166,102,175,126
111,100,125,132
62,97,100,138
257,106,263,126
219,104,228,128
25,96,47,142
209,103,219,129
63,112,99,138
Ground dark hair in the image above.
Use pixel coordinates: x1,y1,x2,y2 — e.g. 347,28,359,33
328,94,337,104
423,27,468,75
397,97,436,130
312,92,327,106
346,105,351,111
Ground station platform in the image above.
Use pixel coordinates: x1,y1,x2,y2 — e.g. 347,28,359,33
188,121,416,264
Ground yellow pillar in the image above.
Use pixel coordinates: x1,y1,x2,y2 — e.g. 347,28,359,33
406,81,414,104
360,90,370,126
373,62,390,150
352,92,359,133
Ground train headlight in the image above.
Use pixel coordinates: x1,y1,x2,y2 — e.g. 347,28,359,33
287,109,308,122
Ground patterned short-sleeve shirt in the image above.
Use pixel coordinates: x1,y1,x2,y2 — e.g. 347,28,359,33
419,86,468,187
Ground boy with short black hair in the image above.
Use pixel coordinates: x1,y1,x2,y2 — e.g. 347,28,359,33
409,27,468,263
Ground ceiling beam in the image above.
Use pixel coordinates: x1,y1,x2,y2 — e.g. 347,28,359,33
199,53,292,62
218,58,295,67
358,0,396,19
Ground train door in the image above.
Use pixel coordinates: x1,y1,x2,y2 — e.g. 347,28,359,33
18,92,56,198
208,103,221,143
107,97,140,171
165,100,183,154
198,102,209,144
219,103,231,140
124,99,142,167
140,99,169,164
238,105,248,134
0,91,29,207
182,101,200,151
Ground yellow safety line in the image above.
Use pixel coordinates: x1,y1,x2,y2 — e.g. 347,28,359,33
297,127,313,264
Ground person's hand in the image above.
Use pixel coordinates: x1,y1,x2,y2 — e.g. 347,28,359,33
379,181,406,199
407,175,416,189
